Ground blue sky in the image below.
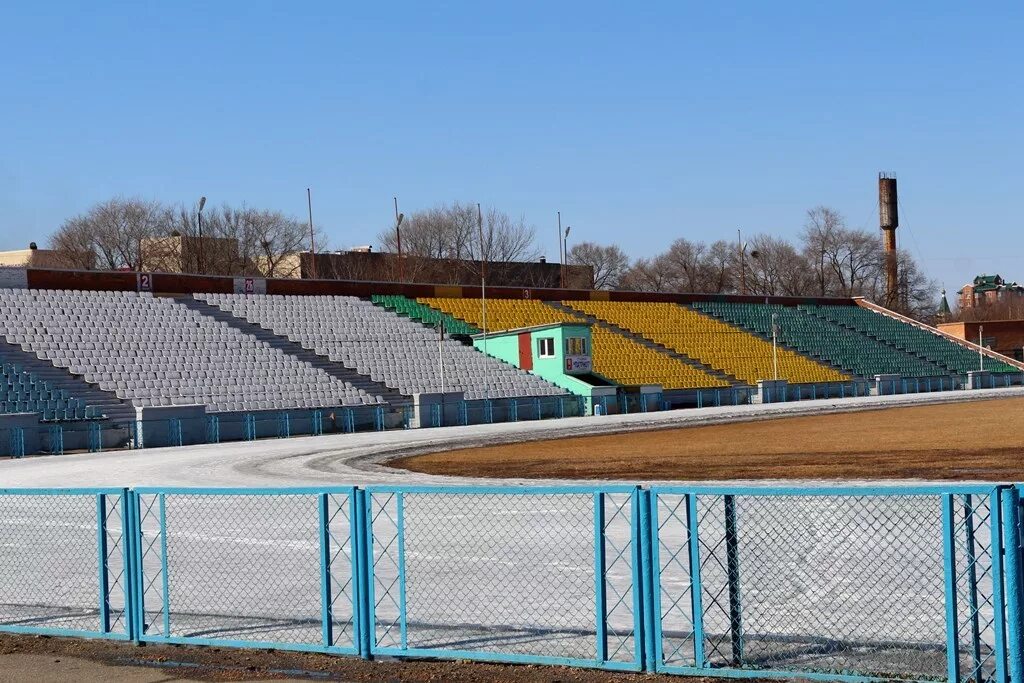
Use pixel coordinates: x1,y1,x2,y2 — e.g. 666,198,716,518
1,1,1021,293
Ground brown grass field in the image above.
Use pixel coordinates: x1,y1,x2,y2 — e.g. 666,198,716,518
393,396,1024,480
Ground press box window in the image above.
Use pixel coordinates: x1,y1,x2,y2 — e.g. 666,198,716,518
537,337,555,357
565,337,587,356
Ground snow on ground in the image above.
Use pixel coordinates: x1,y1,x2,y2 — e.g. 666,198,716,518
2,385,1022,489
0,387,1016,677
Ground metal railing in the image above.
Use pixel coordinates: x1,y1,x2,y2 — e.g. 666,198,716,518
2,484,1024,681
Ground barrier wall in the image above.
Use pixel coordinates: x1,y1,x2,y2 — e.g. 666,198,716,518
2,484,1023,681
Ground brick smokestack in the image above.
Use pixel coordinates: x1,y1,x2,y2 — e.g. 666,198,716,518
878,173,899,307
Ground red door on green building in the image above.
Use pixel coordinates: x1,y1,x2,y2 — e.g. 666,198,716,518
518,333,533,370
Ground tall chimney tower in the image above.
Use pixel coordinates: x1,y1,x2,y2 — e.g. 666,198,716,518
878,173,899,307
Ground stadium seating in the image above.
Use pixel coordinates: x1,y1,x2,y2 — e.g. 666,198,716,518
565,301,848,385
371,295,478,335
805,305,1018,374
0,289,377,412
0,362,97,420
420,297,729,389
200,294,567,400
692,301,952,378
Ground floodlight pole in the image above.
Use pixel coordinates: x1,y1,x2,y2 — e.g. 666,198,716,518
563,225,571,289
394,197,404,282
738,229,747,296
478,203,488,399
307,188,318,280
557,211,563,288
197,196,206,274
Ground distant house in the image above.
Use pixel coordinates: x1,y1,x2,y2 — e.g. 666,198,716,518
957,274,1024,310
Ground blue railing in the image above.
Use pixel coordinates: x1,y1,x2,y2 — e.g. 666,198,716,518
2,483,1024,680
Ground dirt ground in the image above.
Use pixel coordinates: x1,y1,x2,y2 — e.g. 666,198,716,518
0,634,710,682
393,396,1024,480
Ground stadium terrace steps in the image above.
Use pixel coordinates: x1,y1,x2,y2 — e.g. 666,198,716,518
199,293,567,401
0,289,377,414
547,301,742,386
565,300,848,386
420,297,729,389
371,295,478,337
806,304,1018,375
692,301,951,379
181,296,410,406
0,339,135,423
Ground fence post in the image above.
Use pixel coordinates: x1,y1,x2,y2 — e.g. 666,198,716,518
535,396,542,419
485,399,494,423
724,495,744,666
127,489,143,643
687,494,706,668
629,489,646,671
396,492,408,651
991,490,1009,683
1001,487,1024,682
641,489,657,672
593,492,607,664
353,489,373,658
278,412,290,438
460,401,468,426
941,494,961,683
96,493,110,634
962,495,983,678
317,493,333,648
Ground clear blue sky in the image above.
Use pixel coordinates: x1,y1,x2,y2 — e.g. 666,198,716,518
1,1,1021,294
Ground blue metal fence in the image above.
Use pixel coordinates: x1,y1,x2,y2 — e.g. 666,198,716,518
2,484,1024,681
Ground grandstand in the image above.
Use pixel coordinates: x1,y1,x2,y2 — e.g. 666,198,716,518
0,266,1021,456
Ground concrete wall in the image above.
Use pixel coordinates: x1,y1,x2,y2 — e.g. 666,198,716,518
939,320,1024,361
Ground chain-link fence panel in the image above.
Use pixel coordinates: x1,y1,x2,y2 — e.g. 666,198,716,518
0,489,129,638
366,486,641,668
650,487,1005,681
134,488,358,653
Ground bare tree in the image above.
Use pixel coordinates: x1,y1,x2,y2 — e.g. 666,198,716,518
567,241,629,289
49,198,171,270
746,234,813,296
801,206,846,296
376,201,540,284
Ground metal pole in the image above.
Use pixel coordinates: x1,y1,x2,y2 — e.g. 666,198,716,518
394,197,403,283
197,208,203,274
563,226,571,289
307,188,318,280
979,325,984,373
738,229,746,295
479,200,487,401
772,312,779,381
557,211,563,288
438,319,445,423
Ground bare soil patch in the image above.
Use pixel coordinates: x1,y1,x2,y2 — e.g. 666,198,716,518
393,397,1024,480
0,633,709,682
